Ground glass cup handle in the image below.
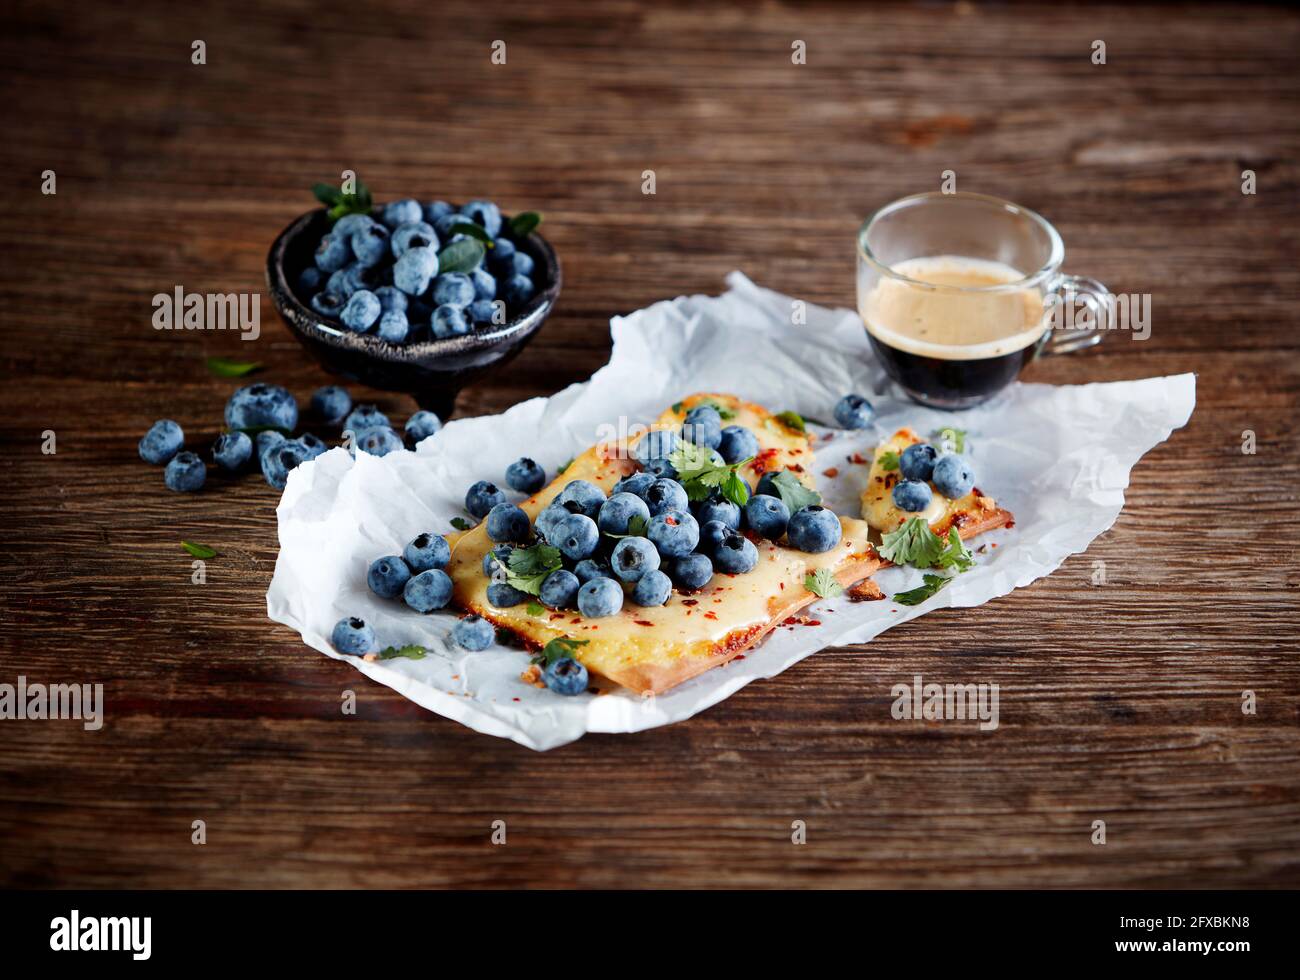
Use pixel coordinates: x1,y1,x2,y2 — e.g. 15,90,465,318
1042,273,1110,355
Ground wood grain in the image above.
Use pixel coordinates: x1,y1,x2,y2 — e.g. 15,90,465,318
0,0,1298,888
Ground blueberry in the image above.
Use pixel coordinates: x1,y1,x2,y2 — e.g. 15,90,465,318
534,500,576,544
225,383,298,433
163,451,205,491
432,272,476,307
432,304,471,338
632,569,672,607
718,425,759,464
574,557,613,584
351,222,390,267
139,419,184,464
645,479,689,517
325,266,361,300
405,410,442,444
340,290,381,332
422,200,454,224
506,250,535,279
633,429,679,465
331,616,377,655
556,480,606,520
367,555,411,598
682,405,723,450
899,443,938,482
505,457,546,494
466,480,508,519
698,519,731,555
892,479,933,512
744,493,790,540
332,214,372,238
552,513,599,561
403,568,453,612
310,291,345,317
543,656,589,695
394,246,438,295
211,430,252,471
577,577,624,618
314,232,352,273
390,221,438,258
294,432,327,460
540,568,581,609
433,211,466,242
403,532,450,572
297,265,325,295
755,468,800,499
482,543,512,578
713,531,758,574
648,509,699,558
487,582,530,608
377,310,409,343
502,273,536,308
486,503,530,543
786,505,842,553
612,471,656,500
693,496,741,530
469,299,503,326
357,426,404,457
932,454,975,499
470,267,496,301
311,385,352,425
598,492,651,535
343,404,390,435
834,393,875,429
256,430,286,462
452,615,495,651
643,457,678,481
672,553,714,591
380,199,423,230
373,285,409,315
459,200,503,238
611,537,660,583
262,440,309,489
487,237,517,274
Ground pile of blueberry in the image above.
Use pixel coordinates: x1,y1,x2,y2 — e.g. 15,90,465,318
891,441,976,511
137,382,442,491
297,198,541,344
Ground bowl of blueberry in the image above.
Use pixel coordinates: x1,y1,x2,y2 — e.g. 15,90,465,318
267,180,560,419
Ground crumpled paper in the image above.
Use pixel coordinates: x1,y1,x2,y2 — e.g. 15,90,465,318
267,272,1195,750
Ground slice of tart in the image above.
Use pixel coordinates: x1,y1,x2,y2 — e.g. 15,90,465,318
445,394,883,695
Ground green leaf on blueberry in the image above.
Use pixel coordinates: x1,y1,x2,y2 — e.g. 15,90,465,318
766,469,821,514
668,443,752,507
312,178,373,221
893,574,951,606
504,542,563,596
181,541,217,559
804,567,843,599
377,644,428,660
509,211,543,237
606,514,648,539
446,221,494,246
437,238,486,274
206,357,262,378
531,635,586,668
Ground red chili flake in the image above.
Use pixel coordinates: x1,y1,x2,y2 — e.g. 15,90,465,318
734,655,746,661
823,467,839,478
570,618,582,624
779,582,785,590
713,597,722,603
751,448,782,475
513,697,521,702
991,542,998,547
665,515,678,526
634,620,654,627
807,619,821,627
789,463,804,473
850,452,870,465
682,599,699,606
703,611,718,620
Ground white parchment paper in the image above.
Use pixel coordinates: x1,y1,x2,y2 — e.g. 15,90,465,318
267,272,1195,750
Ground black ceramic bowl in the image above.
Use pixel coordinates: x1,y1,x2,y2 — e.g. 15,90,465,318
266,207,561,419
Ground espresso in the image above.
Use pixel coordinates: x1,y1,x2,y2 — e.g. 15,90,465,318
860,256,1048,408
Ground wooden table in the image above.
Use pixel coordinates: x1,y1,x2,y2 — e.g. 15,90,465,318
1,1,1296,889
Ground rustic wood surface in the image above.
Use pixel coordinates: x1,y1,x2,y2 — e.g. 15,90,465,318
0,0,1297,889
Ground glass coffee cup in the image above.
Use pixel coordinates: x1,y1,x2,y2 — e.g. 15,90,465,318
856,192,1110,409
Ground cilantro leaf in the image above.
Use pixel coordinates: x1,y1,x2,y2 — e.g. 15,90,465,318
509,211,543,237
935,528,974,572
667,442,752,506
378,644,428,660
877,450,899,472
557,457,573,475
933,427,967,453
606,514,648,539
767,469,821,513
504,542,563,596
893,574,951,606
804,568,844,599
671,401,684,414
532,636,587,668
526,601,546,616
181,541,217,559
450,516,475,531
313,177,373,221
773,410,806,433
878,517,945,568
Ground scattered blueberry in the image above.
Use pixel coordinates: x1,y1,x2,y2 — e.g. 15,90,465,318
693,496,741,530
745,493,790,540
535,500,577,544
422,200,454,224
403,568,453,612
613,471,656,500
367,555,412,599
432,272,476,307
633,429,679,465
892,478,933,512
552,513,600,561
899,443,938,482
469,299,502,326
712,531,759,574
502,273,535,308
390,221,438,258
470,267,497,301
482,543,512,578
672,553,714,591
598,492,651,536
314,232,351,273
648,509,699,558
262,440,309,489
377,310,409,342
459,200,503,238
405,410,442,444
225,383,298,433
786,505,842,553
294,432,327,460
574,557,613,584
211,430,252,471
403,532,450,572
256,430,286,463
487,582,530,608
645,479,689,517
698,519,731,555
356,426,404,457
394,246,438,295
380,199,422,230
682,405,723,450
543,656,589,695
505,457,546,494
540,569,581,609
932,454,975,499
632,569,672,607
466,480,508,519
432,304,471,338
139,419,184,465
164,451,205,491
718,425,759,464
834,393,875,429
486,502,530,542
331,616,376,655
311,385,352,425
577,577,624,618
452,615,495,651
556,480,606,520
611,537,660,583
433,210,466,242
340,290,381,332
343,404,390,435
351,222,390,267
643,456,679,481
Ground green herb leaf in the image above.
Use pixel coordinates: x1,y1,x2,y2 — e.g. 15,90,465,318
526,602,546,616
504,542,563,596
181,541,217,559
312,182,343,206
377,644,428,661
935,528,974,572
691,398,737,421
877,450,899,472
450,516,475,531
509,211,543,237
933,427,968,453
531,635,587,668
447,221,495,246
766,469,821,513
804,568,844,599
667,442,752,506
314,177,373,222
206,357,262,378
437,238,486,274
557,457,573,475
774,410,806,433
606,514,648,539
893,574,951,606
878,516,945,568
671,401,684,414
